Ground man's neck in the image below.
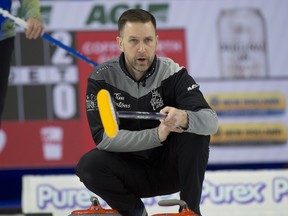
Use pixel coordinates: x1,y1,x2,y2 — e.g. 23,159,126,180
126,67,146,81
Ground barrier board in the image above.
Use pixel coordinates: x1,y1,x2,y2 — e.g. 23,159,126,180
22,170,288,216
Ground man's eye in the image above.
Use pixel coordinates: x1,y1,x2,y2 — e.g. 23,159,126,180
130,39,138,43
145,38,153,44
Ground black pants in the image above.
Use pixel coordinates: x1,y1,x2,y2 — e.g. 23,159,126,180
0,37,15,125
76,132,210,216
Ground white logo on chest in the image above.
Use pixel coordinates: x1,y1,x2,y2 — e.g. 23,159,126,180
114,93,130,108
150,89,164,110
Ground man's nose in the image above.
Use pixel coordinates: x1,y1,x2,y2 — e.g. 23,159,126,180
138,42,146,52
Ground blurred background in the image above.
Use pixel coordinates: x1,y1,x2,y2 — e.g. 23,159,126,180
0,0,287,215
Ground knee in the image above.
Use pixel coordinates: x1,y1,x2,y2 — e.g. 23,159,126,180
170,133,209,149
75,149,109,186
75,166,95,187
75,157,94,187
187,134,210,153
167,133,210,160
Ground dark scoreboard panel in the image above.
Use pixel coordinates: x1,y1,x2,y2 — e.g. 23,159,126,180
4,31,79,121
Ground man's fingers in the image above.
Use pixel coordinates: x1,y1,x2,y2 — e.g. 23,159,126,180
175,127,184,133
25,19,44,39
161,121,184,133
26,25,43,39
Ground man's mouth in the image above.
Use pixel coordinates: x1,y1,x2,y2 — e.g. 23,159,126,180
137,58,147,63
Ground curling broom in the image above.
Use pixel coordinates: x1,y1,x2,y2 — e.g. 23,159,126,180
97,89,166,138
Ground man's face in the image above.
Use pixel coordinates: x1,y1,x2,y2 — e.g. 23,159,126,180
117,21,158,80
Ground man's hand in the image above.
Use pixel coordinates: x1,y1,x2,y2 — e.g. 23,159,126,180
25,18,45,39
157,106,188,142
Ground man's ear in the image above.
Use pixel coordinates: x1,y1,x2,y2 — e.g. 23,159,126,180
116,36,123,52
156,35,159,48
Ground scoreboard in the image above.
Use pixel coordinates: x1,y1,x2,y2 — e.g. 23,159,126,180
7,31,79,121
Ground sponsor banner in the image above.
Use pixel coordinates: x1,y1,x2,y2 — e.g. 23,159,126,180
201,170,288,215
199,79,288,163
13,1,171,30
22,170,288,216
211,122,288,145
206,92,286,116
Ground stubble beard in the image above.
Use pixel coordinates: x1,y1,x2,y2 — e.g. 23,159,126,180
127,57,152,76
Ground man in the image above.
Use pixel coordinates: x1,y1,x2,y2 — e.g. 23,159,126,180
76,9,218,216
0,0,44,126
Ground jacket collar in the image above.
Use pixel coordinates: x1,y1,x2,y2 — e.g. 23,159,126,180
119,52,157,85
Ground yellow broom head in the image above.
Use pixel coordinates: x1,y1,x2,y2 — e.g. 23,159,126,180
97,89,119,138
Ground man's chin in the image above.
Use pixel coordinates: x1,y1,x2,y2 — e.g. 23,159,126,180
135,66,149,73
